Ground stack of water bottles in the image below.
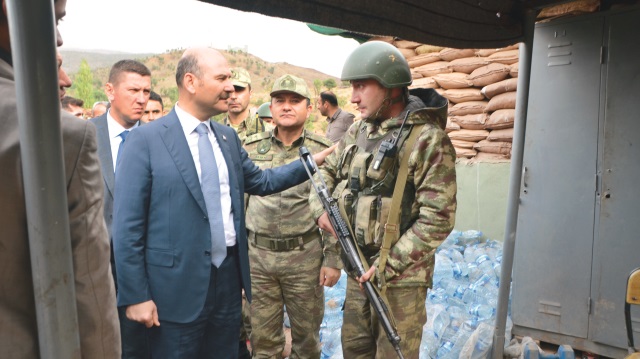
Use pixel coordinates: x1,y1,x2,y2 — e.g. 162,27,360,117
320,270,347,359
420,229,512,359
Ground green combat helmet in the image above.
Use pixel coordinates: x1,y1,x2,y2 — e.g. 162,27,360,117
231,67,251,88
341,41,412,88
257,102,272,118
270,74,311,99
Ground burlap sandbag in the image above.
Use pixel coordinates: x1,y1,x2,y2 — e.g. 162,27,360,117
454,146,478,158
473,152,511,162
451,139,477,149
469,63,511,87
409,77,438,89
415,61,452,77
476,48,499,57
485,91,517,112
446,118,461,133
510,62,519,78
487,128,514,142
415,44,445,55
449,57,490,74
538,0,600,19
481,78,518,99
450,113,489,130
449,101,489,116
488,50,519,65
369,36,394,43
433,73,473,89
411,70,423,79
474,140,512,155
448,129,490,142
408,52,443,68
486,109,515,130
398,48,416,59
394,40,422,49
439,48,477,62
442,88,485,104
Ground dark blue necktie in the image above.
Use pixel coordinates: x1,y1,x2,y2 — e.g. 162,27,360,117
195,123,227,267
115,130,129,171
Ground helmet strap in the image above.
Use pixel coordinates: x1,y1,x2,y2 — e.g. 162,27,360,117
367,88,406,123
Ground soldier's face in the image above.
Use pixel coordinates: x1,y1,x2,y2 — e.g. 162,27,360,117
271,93,311,130
350,79,386,120
228,85,251,115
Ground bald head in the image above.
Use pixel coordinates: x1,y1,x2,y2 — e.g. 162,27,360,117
175,47,234,121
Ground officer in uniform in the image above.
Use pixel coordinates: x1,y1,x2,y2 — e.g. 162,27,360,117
309,41,457,358
223,67,271,143
244,74,341,358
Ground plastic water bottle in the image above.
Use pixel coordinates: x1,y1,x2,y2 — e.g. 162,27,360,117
321,327,341,359
475,254,495,279
420,327,439,359
470,323,494,359
469,303,495,321
433,253,454,285
436,339,456,359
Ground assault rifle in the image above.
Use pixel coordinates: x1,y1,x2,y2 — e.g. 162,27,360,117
299,146,405,359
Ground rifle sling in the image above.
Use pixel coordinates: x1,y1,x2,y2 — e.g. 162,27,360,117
378,124,425,296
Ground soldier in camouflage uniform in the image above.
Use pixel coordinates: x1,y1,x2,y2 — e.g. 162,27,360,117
223,67,273,143
309,41,457,358
244,74,342,359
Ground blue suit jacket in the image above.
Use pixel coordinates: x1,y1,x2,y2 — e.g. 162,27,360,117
112,109,307,323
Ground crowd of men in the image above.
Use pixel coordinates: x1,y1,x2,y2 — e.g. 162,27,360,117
0,0,457,358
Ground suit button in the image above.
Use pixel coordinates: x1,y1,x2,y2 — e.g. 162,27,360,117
204,216,208,222
204,251,211,256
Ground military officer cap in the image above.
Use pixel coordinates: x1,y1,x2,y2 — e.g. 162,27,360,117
270,74,311,99
231,67,251,88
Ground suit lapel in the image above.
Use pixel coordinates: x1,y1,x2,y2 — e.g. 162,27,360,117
94,116,115,199
160,111,207,215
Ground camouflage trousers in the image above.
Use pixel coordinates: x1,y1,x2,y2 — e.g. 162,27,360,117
341,275,427,359
249,235,324,359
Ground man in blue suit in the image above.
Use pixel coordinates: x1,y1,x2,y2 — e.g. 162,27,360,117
112,47,331,358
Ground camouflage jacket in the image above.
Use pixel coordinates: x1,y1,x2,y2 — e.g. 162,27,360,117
224,111,272,144
309,88,457,288
244,129,341,269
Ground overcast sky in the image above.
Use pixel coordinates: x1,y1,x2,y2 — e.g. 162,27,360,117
58,0,360,77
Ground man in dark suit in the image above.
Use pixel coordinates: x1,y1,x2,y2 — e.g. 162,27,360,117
90,59,151,358
113,47,332,358
0,0,120,356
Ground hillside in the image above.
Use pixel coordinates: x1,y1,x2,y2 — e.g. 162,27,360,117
61,48,359,133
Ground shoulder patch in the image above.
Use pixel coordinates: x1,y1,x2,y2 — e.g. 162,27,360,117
244,130,272,145
305,132,333,148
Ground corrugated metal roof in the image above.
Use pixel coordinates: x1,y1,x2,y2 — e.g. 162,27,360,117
198,0,568,48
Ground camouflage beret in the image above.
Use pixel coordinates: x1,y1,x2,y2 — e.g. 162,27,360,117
270,74,311,99
231,67,251,88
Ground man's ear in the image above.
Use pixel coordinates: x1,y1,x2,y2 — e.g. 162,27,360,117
183,73,197,94
105,83,115,102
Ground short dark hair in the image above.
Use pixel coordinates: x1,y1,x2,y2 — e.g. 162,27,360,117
61,96,84,110
175,53,201,88
149,91,164,109
320,91,338,107
108,60,151,84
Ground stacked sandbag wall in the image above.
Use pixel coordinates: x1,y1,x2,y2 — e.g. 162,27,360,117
373,37,519,162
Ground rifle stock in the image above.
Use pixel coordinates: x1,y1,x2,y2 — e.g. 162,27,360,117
299,146,405,359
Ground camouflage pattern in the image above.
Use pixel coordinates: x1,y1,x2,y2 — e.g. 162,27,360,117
341,276,426,359
309,88,457,289
223,110,272,144
270,74,312,99
231,67,252,88
244,129,338,358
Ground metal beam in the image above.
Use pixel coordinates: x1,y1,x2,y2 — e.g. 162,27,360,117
491,7,536,359
5,0,81,356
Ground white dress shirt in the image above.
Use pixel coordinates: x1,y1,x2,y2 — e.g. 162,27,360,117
106,111,139,173
175,103,236,247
